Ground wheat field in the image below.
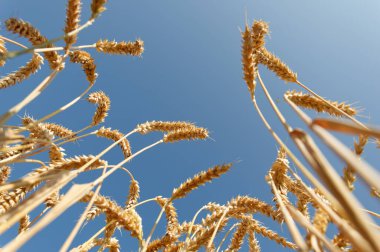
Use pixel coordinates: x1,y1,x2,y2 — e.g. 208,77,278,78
0,1,379,251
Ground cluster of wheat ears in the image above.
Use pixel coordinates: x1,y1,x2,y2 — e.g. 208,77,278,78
0,1,379,251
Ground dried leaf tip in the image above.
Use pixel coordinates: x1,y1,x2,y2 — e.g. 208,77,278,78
91,0,108,19
163,127,209,143
69,50,97,85
241,25,256,98
96,39,144,56
87,91,111,126
136,120,196,134
286,90,357,117
171,163,232,200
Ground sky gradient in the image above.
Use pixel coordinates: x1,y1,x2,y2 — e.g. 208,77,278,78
1,1,380,251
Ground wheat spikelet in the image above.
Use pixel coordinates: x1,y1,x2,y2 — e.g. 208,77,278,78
0,38,7,66
90,0,108,19
258,48,297,83
241,25,257,98
96,39,144,56
53,155,107,171
18,214,30,234
81,192,143,241
69,50,97,85
86,206,101,220
0,53,43,89
0,187,28,214
171,163,232,200
102,215,118,252
343,134,368,191
248,231,261,252
136,120,196,134
125,179,140,208
312,208,330,234
22,116,54,142
251,20,269,51
0,166,11,184
43,122,76,139
5,18,63,70
225,218,250,252
332,233,350,250
249,218,296,249
97,127,132,158
163,127,209,143
87,91,111,125
286,90,357,116
49,144,65,163
64,0,82,48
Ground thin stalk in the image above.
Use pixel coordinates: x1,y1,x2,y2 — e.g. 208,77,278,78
206,207,229,250
184,205,208,247
216,223,239,252
34,44,96,53
0,36,28,49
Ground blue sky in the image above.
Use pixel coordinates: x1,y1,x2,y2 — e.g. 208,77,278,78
1,0,380,251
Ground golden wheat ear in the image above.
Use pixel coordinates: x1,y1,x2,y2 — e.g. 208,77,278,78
69,50,97,85
96,39,144,56
87,91,111,126
64,0,82,49
163,127,209,143
90,0,108,19
136,120,196,134
96,127,132,158
286,90,357,117
241,25,257,98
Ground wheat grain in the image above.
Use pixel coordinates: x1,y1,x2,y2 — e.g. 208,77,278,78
0,166,11,184
251,20,269,51
96,39,144,56
18,214,30,234
86,206,101,220
90,0,108,19
69,50,97,85
5,18,63,70
171,163,232,200
0,53,43,89
87,91,111,125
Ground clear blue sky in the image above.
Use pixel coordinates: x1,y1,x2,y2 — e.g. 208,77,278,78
1,0,380,251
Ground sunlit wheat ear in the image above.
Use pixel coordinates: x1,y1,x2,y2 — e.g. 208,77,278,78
228,196,280,221
147,197,180,251
311,208,330,235
332,233,350,250
72,238,120,252
251,20,269,51
91,0,108,19
64,0,82,49
171,163,232,200
5,18,63,70
249,218,296,249
86,206,101,221
0,38,7,66
49,144,65,163
97,127,132,158
87,91,111,126
258,48,297,83
241,25,257,98
0,166,11,184
163,127,209,143
285,90,357,116
18,214,30,234
125,179,140,208
53,155,107,171
22,116,54,141
69,50,97,85
43,122,76,139
343,134,367,191
136,121,196,134
96,39,144,56
0,53,43,89
81,191,143,241
225,218,250,252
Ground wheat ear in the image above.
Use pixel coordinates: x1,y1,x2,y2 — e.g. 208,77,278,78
0,53,43,89
96,39,144,56
69,50,97,85
64,0,82,49
251,20,269,51
286,90,357,117
225,218,250,252
97,127,132,158
0,166,11,184
5,18,63,70
171,163,232,200
0,38,7,66
87,91,111,126
163,127,209,143
241,25,257,98
258,48,297,82
136,120,196,134
90,0,108,19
